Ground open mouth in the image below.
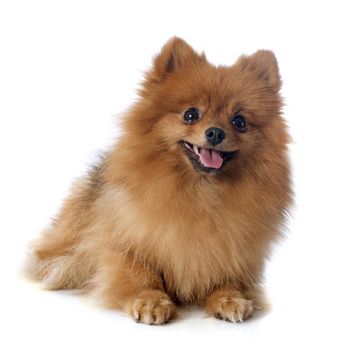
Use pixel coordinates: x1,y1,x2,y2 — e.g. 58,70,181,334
179,140,237,173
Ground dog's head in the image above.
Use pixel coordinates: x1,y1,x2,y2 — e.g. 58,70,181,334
124,37,288,178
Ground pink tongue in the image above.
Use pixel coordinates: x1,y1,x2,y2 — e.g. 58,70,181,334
199,148,223,169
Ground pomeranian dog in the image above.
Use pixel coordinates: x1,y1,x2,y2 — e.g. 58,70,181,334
26,37,292,325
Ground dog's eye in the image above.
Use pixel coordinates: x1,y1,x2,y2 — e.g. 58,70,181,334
183,108,200,124
232,115,246,131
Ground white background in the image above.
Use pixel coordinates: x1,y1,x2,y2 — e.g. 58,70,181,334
1,1,350,349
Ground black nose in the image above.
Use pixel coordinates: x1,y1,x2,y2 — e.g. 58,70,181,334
205,127,226,146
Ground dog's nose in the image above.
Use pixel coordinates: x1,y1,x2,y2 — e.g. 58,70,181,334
205,127,226,146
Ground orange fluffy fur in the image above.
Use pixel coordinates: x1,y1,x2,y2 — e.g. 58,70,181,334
26,37,292,325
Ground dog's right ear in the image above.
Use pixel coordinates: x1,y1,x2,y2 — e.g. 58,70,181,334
148,37,205,83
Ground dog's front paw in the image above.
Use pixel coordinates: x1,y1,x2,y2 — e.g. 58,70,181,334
206,289,254,323
130,290,176,325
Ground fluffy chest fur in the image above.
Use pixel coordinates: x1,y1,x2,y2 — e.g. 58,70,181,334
95,171,276,303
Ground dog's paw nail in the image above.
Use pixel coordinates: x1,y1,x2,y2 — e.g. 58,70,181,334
208,295,253,323
131,291,176,325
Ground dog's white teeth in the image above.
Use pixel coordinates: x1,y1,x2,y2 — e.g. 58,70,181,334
193,145,199,155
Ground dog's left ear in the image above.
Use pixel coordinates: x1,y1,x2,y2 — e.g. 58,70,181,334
238,50,281,90
148,37,205,83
